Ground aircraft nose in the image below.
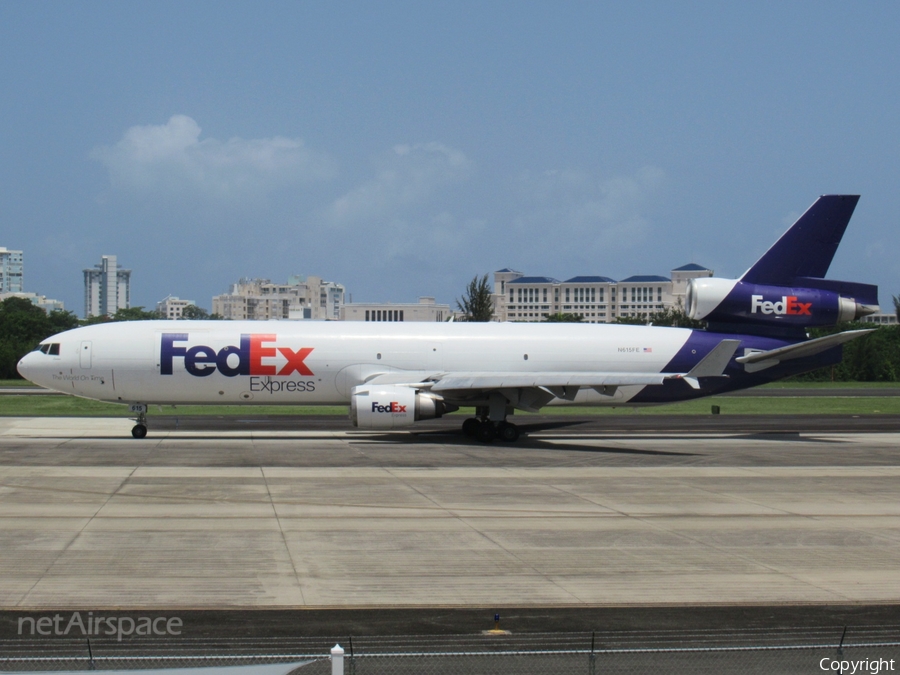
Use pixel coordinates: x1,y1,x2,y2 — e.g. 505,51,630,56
17,351,38,384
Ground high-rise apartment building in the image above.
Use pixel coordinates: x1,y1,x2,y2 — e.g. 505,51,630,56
0,247,24,294
84,255,131,318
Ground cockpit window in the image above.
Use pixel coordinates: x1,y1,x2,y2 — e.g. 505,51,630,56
37,344,50,354
35,343,60,355
48,343,60,356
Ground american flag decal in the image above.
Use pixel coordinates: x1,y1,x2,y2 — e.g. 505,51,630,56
643,347,652,353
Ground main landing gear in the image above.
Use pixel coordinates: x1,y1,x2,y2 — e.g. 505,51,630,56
462,394,522,443
462,417,520,443
130,404,148,439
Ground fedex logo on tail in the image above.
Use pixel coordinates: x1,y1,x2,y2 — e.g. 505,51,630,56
750,295,812,316
160,333,313,377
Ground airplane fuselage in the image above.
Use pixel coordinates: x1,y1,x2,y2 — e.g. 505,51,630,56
18,320,831,408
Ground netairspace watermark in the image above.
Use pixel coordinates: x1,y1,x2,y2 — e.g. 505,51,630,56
18,612,182,642
820,657,896,674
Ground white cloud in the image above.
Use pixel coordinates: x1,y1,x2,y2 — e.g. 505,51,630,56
512,166,665,259
362,212,488,262
327,142,471,226
91,115,336,200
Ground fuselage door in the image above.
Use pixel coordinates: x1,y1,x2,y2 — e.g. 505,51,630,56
79,341,92,369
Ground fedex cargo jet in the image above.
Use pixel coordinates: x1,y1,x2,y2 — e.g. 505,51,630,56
18,195,878,442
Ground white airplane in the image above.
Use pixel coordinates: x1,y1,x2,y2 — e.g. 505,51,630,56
18,195,878,443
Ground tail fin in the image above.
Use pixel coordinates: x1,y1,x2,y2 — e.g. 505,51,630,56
740,195,859,285
688,194,879,337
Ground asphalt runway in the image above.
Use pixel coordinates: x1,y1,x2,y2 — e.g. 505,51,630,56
145,411,900,439
0,414,899,620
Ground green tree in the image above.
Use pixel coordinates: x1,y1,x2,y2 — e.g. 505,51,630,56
180,304,210,319
456,274,493,322
646,307,706,328
81,306,160,324
0,297,52,344
110,306,161,321
613,308,705,328
893,295,900,323
81,314,112,325
543,312,585,322
613,315,647,325
0,298,77,379
48,309,79,333
787,322,897,382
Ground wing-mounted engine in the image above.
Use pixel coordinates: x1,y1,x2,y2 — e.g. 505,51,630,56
350,384,457,429
686,277,878,332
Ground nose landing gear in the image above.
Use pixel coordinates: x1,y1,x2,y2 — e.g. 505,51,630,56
130,404,148,439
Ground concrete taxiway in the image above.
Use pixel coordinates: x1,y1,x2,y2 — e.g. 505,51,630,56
1,415,900,609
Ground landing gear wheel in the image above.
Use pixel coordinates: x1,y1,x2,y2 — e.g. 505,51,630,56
497,422,520,442
462,418,481,437
475,421,496,443
131,424,148,439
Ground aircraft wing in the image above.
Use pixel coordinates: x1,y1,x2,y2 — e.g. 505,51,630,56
366,371,679,412
420,371,675,412
360,339,740,412
429,371,674,392
427,338,741,394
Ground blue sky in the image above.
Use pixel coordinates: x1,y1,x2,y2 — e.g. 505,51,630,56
1,1,898,315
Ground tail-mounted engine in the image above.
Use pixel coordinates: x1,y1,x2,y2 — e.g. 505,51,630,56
350,384,457,429
686,278,879,331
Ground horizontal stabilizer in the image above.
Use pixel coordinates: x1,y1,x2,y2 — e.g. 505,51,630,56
735,329,873,373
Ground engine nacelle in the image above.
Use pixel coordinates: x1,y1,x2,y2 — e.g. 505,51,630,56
686,278,875,328
350,384,456,429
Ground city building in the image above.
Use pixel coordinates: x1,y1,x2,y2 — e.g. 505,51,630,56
84,255,131,318
341,297,450,322
156,295,196,320
491,264,713,323
1,247,65,313
671,263,714,301
0,247,24,294
0,292,65,314
212,275,345,321
861,313,898,326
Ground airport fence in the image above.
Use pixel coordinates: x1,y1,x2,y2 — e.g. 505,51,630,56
1,627,899,673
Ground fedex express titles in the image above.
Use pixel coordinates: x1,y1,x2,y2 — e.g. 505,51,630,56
160,333,316,393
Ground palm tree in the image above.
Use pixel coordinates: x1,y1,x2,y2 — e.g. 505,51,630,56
456,274,494,322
